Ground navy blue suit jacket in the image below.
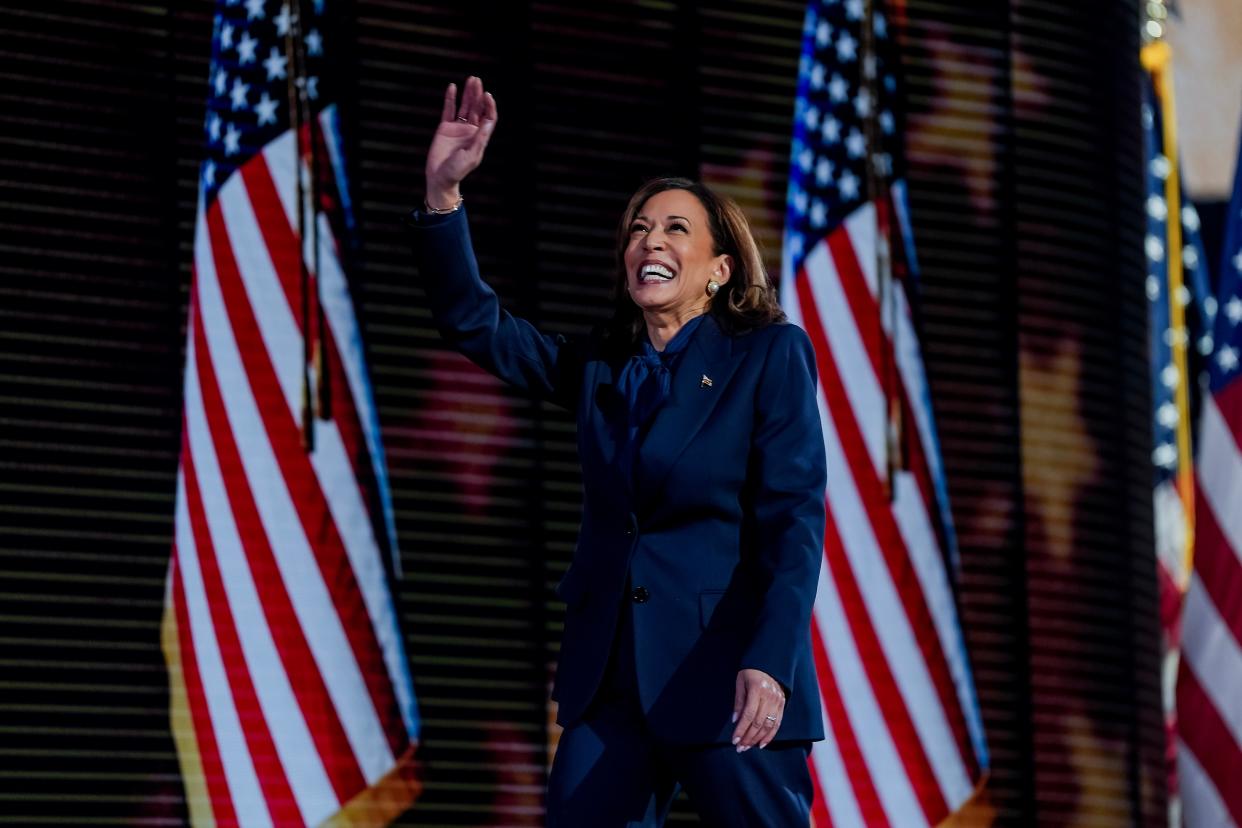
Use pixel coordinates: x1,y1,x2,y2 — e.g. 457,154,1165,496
408,208,827,744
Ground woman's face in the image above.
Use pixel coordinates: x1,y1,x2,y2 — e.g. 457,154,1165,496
623,189,731,318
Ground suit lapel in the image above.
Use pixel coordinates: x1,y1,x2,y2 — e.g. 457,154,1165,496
581,357,632,505
635,316,741,512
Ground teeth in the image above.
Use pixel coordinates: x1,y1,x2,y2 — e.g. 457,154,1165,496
640,264,675,283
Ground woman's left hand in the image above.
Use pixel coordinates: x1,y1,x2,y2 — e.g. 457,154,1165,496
731,668,786,751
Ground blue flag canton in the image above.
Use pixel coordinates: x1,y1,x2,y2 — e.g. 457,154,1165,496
1141,80,1218,484
201,0,335,204
1210,135,1242,395
785,0,901,271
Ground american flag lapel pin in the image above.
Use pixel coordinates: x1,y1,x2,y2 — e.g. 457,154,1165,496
700,374,713,388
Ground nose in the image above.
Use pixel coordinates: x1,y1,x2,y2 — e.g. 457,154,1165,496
643,229,666,250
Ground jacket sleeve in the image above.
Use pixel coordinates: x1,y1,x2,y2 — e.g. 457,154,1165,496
405,206,581,407
740,324,827,696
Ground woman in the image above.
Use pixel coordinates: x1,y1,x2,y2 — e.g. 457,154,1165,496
407,76,826,826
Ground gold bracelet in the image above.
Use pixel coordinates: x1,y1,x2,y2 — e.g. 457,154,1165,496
424,194,464,214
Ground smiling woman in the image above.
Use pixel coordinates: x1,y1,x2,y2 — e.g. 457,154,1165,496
608,178,786,353
405,76,827,827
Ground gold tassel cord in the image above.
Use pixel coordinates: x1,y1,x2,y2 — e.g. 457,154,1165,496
1142,39,1196,589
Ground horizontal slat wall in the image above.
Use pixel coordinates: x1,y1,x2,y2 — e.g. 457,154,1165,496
0,2,202,824
0,1,1163,825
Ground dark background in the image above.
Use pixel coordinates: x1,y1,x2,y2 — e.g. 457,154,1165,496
0,0,1165,824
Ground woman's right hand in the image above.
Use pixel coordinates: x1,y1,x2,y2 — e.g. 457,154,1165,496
424,76,497,210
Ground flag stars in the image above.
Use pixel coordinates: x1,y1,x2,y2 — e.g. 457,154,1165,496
255,91,279,126
845,128,866,158
828,73,848,103
1156,401,1178,428
839,169,860,200
1146,234,1165,262
306,76,319,100
1182,206,1200,232
246,0,266,20
793,188,808,216
208,113,222,142
1152,443,1177,469
223,122,242,155
798,147,814,173
230,77,250,110
214,68,228,96
845,0,864,20
220,22,234,49
275,3,292,36
237,31,258,63
1198,334,1215,356
816,157,834,186
1146,275,1161,301
1218,345,1239,374
306,29,323,56
1150,155,1170,181
822,115,841,144
1182,246,1199,271
1226,296,1242,325
1176,285,1191,307
836,31,857,62
810,63,825,90
855,87,872,118
879,110,895,134
1161,362,1179,389
1205,296,1218,318
874,11,888,38
805,105,821,130
1146,194,1167,221
811,199,827,228
263,46,288,81
816,20,832,47
203,160,217,186
1232,249,1242,273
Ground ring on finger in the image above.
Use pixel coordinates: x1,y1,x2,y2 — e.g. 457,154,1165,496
456,116,469,122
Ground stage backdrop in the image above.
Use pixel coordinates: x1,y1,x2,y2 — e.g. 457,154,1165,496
0,0,1162,824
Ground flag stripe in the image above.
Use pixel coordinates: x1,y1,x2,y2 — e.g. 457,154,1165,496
168,6,418,822
206,193,406,767
179,437,302,825
1181,574,1242,757
239,150,416,731
809,579,893,828
823,498,944,822
835,208,983,770
797,266,974,804
1199,394,1242,566
1193,484,1242,648
1178,737,1237,828
188,286,360,808
173,459,273,827
1177,657,1242,825
170,556,240,828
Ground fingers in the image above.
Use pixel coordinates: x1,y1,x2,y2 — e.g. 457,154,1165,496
440,82,457,123
473,92,498,149
459,75,483,124
730,670,786,752
732,673,745,725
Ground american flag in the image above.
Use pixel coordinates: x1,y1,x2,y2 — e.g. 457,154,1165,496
1176,126,1242,827
1139,54,1216,824
160,1,420,825
780,2,989,824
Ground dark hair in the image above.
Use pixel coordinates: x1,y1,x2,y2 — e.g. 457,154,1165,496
604,177,785,349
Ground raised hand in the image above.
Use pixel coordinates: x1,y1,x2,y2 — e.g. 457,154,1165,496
424,76,497,210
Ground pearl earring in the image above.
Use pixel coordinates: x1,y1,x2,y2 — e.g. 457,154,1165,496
706,280,720,296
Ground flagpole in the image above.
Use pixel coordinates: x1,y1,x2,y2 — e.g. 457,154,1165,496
861,0,904,500
285,0,329,450
1141,9,1195,589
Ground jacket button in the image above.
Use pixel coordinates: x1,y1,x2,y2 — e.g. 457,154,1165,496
631,586,650,604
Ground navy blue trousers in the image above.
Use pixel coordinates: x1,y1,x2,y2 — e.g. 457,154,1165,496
546,602,813,827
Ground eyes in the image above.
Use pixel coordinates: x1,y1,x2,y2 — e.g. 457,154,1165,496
629,221,689,235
